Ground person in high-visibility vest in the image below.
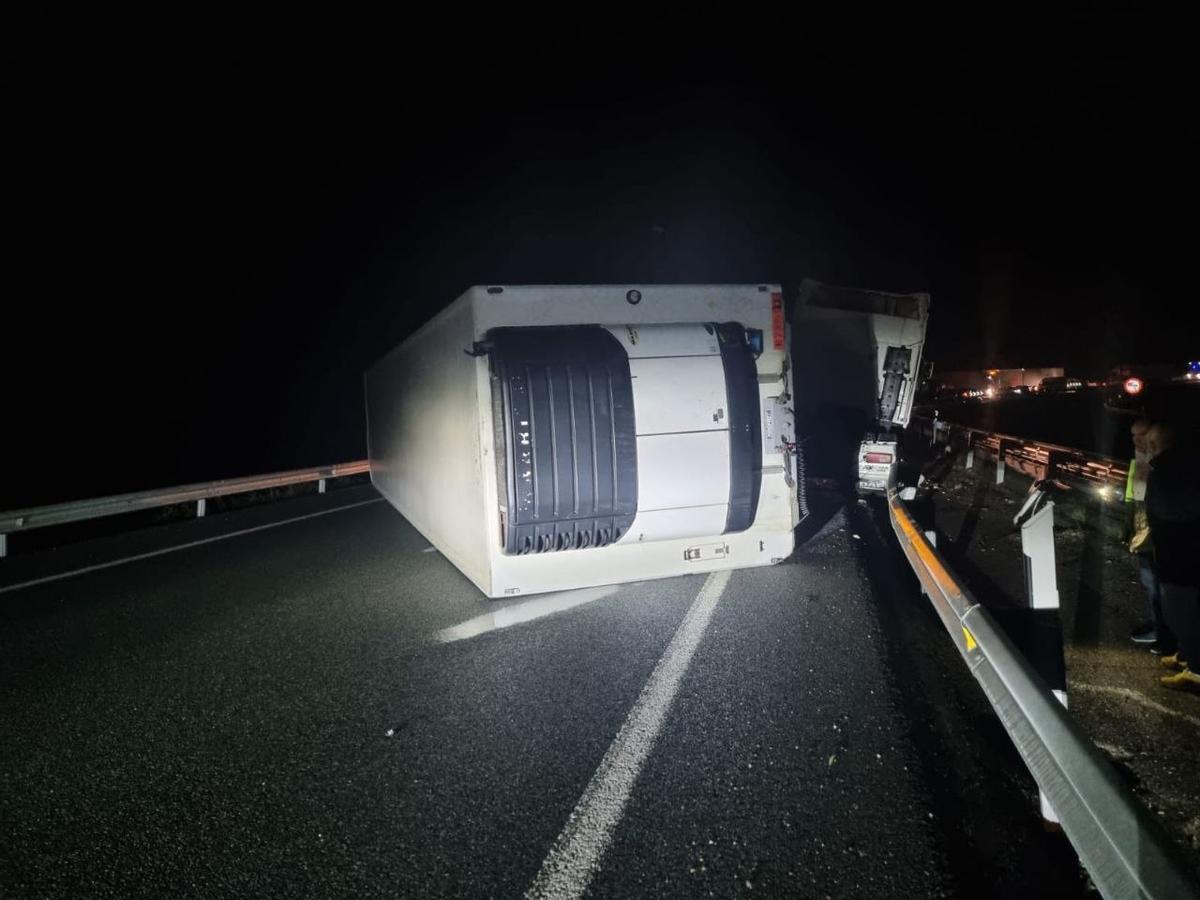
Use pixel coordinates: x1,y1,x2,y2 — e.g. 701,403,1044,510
1127,419,1174,654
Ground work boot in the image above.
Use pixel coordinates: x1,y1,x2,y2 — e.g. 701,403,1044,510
1130,623,1158,644
1161,654,1186,671
1160,668,1200,694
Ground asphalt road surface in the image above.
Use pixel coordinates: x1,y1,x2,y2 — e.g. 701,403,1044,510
1,484,1090,898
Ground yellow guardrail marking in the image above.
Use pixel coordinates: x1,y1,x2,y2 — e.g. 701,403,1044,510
889,497,963,601
962,626,978,651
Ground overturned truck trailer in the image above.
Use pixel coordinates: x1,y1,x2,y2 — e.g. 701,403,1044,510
365,285,799,598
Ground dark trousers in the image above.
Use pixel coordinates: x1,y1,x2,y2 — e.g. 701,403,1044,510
1161,583,1200,666
1138,553,1175,649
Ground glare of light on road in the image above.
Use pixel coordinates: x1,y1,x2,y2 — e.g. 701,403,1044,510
435,585,619,642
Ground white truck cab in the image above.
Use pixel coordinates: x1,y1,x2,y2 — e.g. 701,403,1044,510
790,279,930,494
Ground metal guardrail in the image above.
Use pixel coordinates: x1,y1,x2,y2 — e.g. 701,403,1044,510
0,461,370,556
915,414,1128,496
887,488,1195,898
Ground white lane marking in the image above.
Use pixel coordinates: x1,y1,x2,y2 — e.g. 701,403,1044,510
1094,741,1135,762
525,568,731,900
0,499,385,595
1073,682,1200,730
435,586,619,643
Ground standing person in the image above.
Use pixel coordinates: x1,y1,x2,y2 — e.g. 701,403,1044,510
1127,419,1174,654
1144,423,1200,694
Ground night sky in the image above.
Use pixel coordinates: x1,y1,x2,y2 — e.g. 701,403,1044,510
4,12,1193,507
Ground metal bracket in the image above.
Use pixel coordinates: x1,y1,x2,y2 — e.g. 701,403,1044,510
1014,482,1054,527
464,341,493,358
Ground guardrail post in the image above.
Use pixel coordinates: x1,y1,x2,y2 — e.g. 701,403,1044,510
930,414,939,447
964,432,974,470
318,478,326,494
1020,497,1061,612
196,498,206,518
996,439,1007,485
0,533,6,558
1015,488,1066,826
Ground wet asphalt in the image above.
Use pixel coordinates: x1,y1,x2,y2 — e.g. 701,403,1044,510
1,485,1092,898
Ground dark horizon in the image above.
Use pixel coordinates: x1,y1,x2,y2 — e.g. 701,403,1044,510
4,11,1194,508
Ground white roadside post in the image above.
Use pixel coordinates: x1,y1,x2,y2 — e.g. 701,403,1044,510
0,532,6,558
1014,486,1065,826
196,498,206,518
996,439,1007,485
965,432,974,470
318,478,326,494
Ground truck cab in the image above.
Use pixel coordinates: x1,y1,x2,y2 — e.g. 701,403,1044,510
790,279,930,494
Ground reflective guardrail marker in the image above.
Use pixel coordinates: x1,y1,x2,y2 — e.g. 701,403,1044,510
961,626,978,651
1015,487,1067,826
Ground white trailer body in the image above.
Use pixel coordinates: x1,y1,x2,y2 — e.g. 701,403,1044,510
365,285,797,598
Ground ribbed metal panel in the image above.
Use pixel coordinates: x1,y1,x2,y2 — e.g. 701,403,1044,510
487,327,638,554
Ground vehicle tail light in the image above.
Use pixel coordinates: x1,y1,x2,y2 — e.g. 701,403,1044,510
863,452,894,464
